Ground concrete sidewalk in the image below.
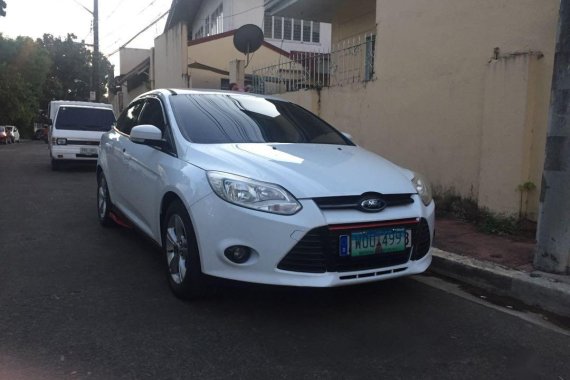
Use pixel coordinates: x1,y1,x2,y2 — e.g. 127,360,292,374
429,248,570,317
430,218,570,317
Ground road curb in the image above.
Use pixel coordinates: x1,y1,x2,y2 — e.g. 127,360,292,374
429,248,570,317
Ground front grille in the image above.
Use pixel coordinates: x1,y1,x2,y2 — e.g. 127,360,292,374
277,229,327,273
278,218,430,274
67,140,100,146
313,193,414,211
411,218,431,260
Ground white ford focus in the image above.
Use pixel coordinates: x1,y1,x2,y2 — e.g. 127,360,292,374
97,89,435,298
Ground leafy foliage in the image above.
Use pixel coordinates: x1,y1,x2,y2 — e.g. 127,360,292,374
39,33,113,107
0,34,51,135
0,33,113,136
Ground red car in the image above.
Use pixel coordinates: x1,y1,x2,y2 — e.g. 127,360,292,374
0,126,10,144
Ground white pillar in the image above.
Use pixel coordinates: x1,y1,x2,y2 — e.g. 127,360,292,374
229,59,245,89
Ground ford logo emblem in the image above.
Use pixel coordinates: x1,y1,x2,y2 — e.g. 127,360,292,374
359,197,387,213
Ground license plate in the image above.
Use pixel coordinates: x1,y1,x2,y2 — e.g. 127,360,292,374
340,228,412,257
80,147,98,155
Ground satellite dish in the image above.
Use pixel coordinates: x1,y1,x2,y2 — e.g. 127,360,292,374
233,24,264,67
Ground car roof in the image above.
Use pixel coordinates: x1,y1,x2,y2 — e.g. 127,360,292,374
135,88,288,104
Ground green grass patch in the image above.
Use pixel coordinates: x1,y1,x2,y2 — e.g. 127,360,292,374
434,189,523,236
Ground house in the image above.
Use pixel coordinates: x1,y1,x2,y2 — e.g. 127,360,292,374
261,0,558,223
110,48,152,113
111,0,332,111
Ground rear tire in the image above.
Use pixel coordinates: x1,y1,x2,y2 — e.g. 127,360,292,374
97,173,115,227
163,200,207,299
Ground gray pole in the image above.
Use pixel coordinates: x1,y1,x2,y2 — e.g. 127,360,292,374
535,0,570,274
93,0,100,102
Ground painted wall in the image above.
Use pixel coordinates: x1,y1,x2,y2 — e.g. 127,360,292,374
225,0,265,31
154,23,189,89
187,35,293,89
330,0,376,44
277,0,558,220
118,48,151,75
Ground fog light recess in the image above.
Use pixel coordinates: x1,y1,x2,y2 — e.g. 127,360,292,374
224,245,252,264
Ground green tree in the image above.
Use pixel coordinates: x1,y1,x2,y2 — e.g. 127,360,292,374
0,33,114,136
39,33,113,107
0,34,51,135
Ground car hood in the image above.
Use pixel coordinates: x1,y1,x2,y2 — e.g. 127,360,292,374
183,143,416,198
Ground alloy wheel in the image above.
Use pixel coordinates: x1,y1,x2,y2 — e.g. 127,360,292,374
165,214,189,285
98,177,108,220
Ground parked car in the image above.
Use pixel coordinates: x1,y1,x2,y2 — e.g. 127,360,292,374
0,126,9,144
33,127,48,142
97,89,435,299
48,101,115,170
5,126,20,143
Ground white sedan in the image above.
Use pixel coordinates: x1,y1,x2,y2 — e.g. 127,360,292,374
97,89,435,298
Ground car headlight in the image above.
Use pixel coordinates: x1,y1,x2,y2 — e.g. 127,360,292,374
412,172,433,206
56,138,67,145
207,171,302,215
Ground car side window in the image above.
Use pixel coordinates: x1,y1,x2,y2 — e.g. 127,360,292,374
139,98,166,133
139,97,177,155
116,101,144,135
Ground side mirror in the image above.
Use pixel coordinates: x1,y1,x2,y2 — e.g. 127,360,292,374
130,125,163,147
48,119,53,126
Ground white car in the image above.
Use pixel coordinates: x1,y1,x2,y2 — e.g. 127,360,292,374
48,101,115,170
5,126,20,143
97,89,435,298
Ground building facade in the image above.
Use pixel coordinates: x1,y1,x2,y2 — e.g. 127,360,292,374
261,0,558,224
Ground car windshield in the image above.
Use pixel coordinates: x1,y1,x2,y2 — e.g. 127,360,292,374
169,94,353,145
55,107,115,132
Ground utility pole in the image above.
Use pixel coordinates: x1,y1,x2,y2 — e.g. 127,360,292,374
535,0,570,274
92,0,100,102
0,0,7,17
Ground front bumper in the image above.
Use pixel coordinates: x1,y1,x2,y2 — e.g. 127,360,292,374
189,191,435,287
51,144,100,161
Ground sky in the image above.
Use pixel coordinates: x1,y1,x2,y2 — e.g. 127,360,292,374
0,0,173,73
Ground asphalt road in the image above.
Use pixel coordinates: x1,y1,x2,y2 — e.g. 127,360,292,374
1,141,569,380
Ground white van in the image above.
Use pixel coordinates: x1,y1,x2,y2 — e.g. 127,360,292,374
48,101,115,170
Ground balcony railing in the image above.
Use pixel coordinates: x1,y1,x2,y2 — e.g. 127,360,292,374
252,33,376,95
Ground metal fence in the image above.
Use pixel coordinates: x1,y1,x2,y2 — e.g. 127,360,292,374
252,33,376,95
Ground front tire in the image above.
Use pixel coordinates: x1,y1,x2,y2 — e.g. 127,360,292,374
97,173,115,227
51,159,59,171
163,200,206,299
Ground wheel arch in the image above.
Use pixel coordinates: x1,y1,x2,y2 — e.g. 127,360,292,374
160,191,197,247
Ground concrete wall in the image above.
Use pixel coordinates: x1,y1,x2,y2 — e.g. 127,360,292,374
154,22,189,89
478,53,545,217
278,0,558,220
225,0,265,31
118,48,151,75
187,35,291,89
330,0,376,44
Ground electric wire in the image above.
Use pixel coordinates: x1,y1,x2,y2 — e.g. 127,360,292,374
105,10,170,57
103,3,266,58
102,0,162,40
